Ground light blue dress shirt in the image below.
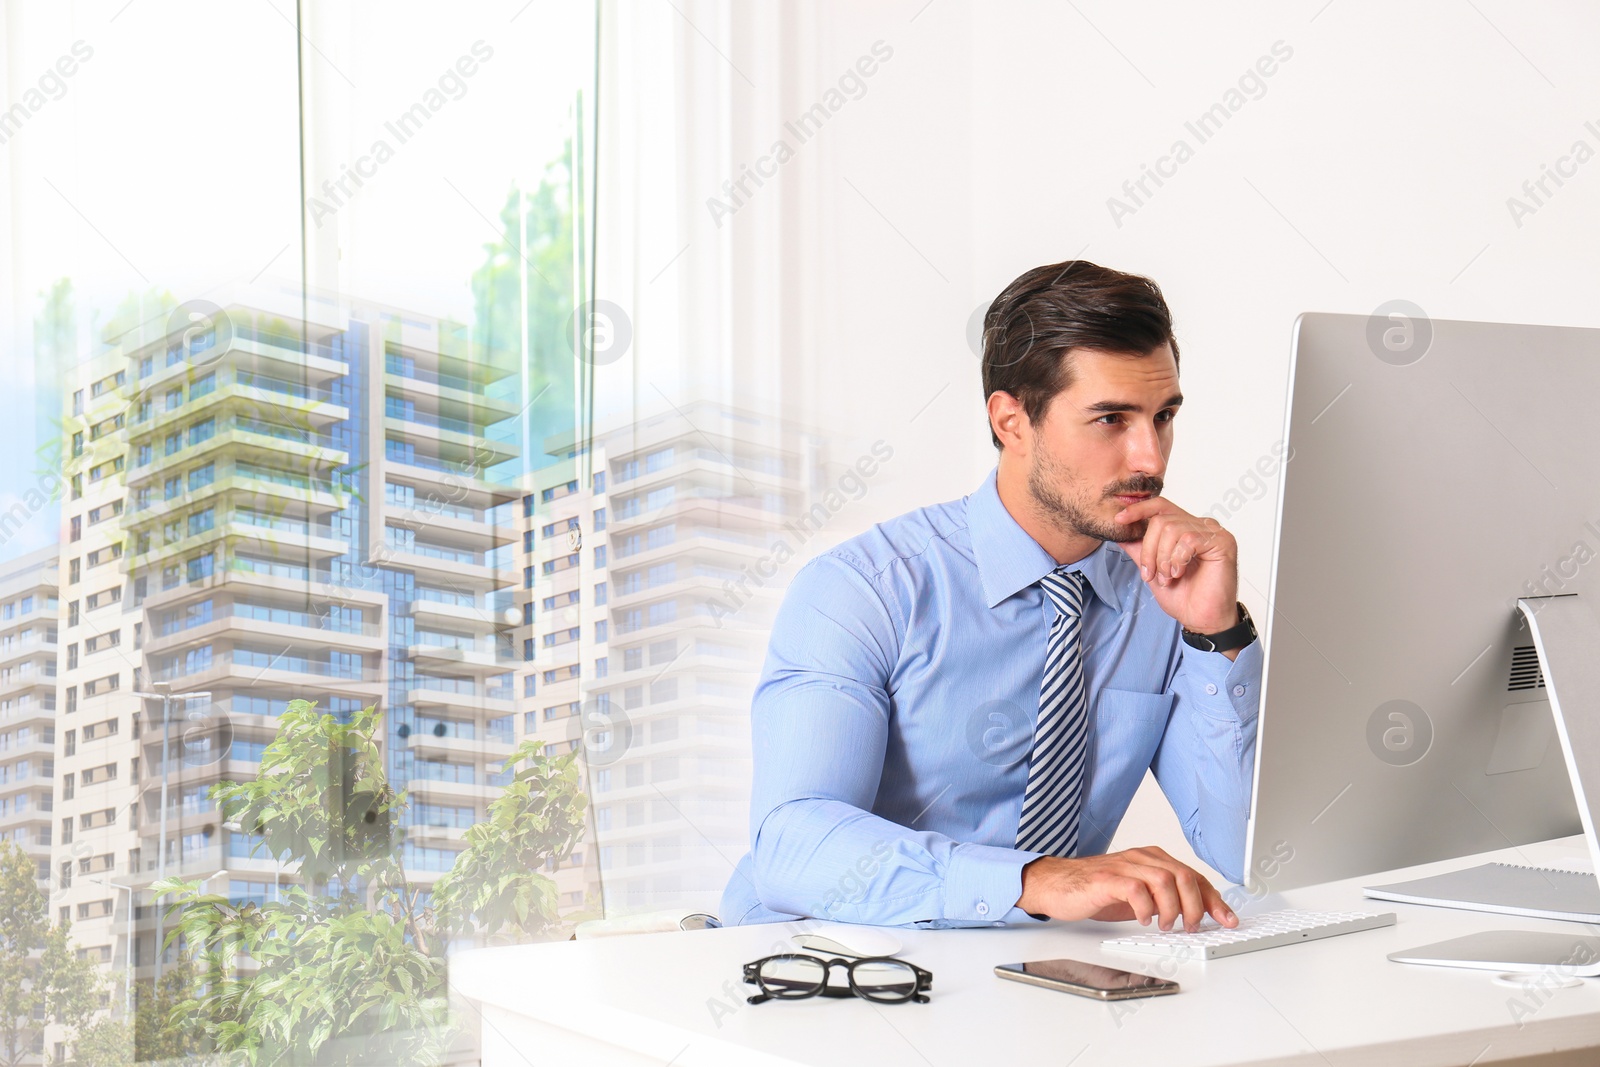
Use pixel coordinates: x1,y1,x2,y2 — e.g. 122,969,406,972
720,466,1263,928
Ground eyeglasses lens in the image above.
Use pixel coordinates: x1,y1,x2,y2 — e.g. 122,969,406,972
851,960,919,1001
758,955,828,997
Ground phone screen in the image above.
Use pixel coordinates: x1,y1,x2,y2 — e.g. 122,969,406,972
999,959,1173,992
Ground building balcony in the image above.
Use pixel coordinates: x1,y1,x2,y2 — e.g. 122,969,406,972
125,420,348,489
403,732,514,763
0,670,56,701
0,639,57,670
143,608,384,660
407,640,506,675
408,596,510,635
406,684,514,717
382,415,518,467
383,367,522,421
402,777,498,803
378,547,514,592
382,453,520,510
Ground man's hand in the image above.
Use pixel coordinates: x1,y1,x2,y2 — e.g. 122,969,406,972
1015,846,1238,931
1113,497,1241,642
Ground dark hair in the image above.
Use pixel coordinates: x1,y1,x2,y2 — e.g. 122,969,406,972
980,260,1180,449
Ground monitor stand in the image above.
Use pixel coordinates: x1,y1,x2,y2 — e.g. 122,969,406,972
1515,594,1600,873
1371,595,1600,971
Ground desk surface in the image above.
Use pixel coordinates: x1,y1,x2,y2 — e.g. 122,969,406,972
451,837,1600,1067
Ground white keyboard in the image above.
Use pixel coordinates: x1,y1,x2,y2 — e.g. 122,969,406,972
1101,908,1397,960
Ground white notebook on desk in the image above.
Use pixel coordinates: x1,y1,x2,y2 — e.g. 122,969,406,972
1364,861,1600,923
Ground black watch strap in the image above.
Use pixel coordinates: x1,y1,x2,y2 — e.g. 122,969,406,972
1181,602,1257,653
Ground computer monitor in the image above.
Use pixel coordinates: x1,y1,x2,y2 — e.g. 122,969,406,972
1244,311,1595,891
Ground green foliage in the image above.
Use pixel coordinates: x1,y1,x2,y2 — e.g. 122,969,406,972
0,842,105,1067
69,1017,132,1067
153,701,588,1066
132,959,208,1063
212,702,399,889
431,738,588,943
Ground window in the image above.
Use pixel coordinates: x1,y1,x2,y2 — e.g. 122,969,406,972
593,545,607,568
593,507,607,532
522,494,535,518
84,631,120,654
72,389,83,414
67,600,79,626
81,762,117,785
87,500,124,525
71,431,84,457
68,559,80,584
187,508,215,536
188,463,215,491
523,530,535,554
593,471,606,494
594,655,608,678
69,516,81,542
523,566,534,589
188,417,215,446
522,674,537,697
522,638,535,662
66,643,77,670
522,602,535,626
594,620,608,643
61,773,73,801
594,582,607,606
65,687,77,714
83,674,119,697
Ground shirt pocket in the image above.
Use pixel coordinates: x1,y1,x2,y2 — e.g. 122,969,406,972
1091,688,1175,782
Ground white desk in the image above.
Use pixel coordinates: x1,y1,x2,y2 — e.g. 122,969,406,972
450,836,1600,1067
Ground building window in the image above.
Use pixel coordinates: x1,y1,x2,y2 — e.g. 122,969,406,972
70,474,82,500
522,494,535,518
594,546,607,569
71,431,84,457
594,656,608,678
595,620,608,643
523,530,535,554
522,638,535,662
71,389,83,414
594,582,607,606
523,674,537,697
593,507,607,532
593,471,606,494
67,600,79,626
69,516,81,542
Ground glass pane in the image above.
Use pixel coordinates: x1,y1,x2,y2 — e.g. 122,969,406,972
758,954,827,997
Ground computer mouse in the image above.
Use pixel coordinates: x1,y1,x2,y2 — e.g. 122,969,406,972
792,923,904,958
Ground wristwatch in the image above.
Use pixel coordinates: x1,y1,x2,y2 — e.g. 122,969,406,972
1181,602,1257,653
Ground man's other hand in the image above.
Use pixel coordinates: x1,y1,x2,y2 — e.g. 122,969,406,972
1015,845,1238,931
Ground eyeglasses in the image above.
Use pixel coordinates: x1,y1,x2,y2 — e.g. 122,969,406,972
741,953,933,1005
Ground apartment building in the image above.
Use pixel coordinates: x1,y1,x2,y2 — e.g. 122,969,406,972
0,547,59,889
517,402,825,916
52,291,528,1003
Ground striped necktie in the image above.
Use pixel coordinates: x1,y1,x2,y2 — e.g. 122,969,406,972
1014,567,1091,857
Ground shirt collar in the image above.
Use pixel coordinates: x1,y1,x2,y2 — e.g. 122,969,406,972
966,465,1123,613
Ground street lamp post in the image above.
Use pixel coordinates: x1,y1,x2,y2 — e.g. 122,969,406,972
132,683,211,981
89,877,135,1019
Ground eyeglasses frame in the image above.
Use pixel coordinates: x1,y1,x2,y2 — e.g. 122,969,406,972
740,953,933,1005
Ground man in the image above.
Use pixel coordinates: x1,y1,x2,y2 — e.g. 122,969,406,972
720,260,1261,933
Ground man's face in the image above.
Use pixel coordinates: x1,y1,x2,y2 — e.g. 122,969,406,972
1024,345,1180,544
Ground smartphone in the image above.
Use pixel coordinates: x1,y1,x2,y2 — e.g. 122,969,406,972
994,958,1180,1000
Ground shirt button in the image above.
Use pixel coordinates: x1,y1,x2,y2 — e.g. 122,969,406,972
1204,683,1218,695
976,901,989,916
1232,685,1247,697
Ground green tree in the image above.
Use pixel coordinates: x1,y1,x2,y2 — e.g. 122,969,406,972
0,842,105,1067
153,700,586,1066
470,137,582,470
131,959,206,1063
68,1018,130,1067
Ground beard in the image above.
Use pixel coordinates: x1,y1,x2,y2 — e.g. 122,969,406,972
1027,447,1163,544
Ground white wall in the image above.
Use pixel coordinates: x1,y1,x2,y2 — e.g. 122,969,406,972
599,0,1600,880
